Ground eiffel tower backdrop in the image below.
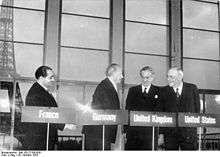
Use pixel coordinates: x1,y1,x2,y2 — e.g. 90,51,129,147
0,0,24,150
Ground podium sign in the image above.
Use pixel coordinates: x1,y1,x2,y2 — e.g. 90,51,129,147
77,110,128,125
21,106,77,124
178,112,220,128
130,111,176,127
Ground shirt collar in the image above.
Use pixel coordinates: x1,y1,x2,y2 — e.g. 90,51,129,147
142,84,151,93
108,77,117,92
173,82,183,95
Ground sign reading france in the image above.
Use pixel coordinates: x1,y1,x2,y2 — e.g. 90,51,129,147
130,111,176,127
21,106,77,124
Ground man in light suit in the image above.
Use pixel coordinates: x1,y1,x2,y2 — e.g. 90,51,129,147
159,67,200,150
125,66,161,150
22,66,64,150
83,63,123,150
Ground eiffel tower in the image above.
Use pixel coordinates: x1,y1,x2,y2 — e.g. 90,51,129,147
0,0,24,150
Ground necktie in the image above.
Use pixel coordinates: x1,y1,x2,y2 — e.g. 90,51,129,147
144,87,148,94
176,88,180,98
143,87,148,97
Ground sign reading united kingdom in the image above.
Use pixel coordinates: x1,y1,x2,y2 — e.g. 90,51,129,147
77,110,128,125
178,113,220,127
130,111,176,127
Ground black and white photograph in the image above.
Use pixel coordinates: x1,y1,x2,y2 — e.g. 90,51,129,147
0,0,220,154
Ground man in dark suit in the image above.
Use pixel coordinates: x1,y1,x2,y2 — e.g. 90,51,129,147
125,66,161,150
22,66,64,150
159,67,200,150
83,63,123,150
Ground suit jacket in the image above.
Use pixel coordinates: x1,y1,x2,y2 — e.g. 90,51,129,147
83,78,120,143
161,82,200,113
125,84,161,149
126,84,161,111
23,82,64,150
160,82,200,137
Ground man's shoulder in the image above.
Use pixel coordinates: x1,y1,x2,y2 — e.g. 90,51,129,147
128,85,141,91
183,82,198,89
161,85,170,90
96,78,109,88
27,82,45,96
151,84,162,90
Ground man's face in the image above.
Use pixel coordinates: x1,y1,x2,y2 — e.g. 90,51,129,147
140,70,154,87
167,69,180,87
113,68,123,84
42,70,55,89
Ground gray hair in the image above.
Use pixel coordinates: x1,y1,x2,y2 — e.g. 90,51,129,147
105,63,120,77
169,67,184,78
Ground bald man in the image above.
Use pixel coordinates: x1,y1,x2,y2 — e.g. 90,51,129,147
159,67,200,150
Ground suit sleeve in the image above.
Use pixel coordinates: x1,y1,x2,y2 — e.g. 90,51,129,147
158,87,166,135
158,87,165,112
91,84,110,109
125,88,133,110
25,94,45,106
193,84,200,113
124,88,134,133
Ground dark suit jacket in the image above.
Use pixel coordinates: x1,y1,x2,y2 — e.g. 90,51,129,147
125,84,161,149
160,82,200,140
23,82,64,150
126,84,161,111
160,82,200,113
83,78,120,145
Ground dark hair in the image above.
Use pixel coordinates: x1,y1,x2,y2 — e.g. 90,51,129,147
35,66,52,79
105,63,120,77
139,66,154,77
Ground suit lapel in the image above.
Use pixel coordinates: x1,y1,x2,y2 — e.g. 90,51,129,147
148,84,155,95
137,85,142,95
180,82,187,107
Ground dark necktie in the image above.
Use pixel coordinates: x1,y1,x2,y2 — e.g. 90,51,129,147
143,87,148,97
176,88,180,98
144,87,148,94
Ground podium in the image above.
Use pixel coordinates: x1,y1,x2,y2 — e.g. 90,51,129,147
21,107,128,150
130,111,176,150
129,111,220,150
21,107,220,150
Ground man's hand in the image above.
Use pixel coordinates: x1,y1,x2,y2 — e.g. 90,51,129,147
64,124,77,130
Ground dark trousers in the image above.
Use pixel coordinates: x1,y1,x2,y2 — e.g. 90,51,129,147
85,136,111,150
22,134,55,150
164,127,198,150
83,125,117,150
125,126,157,150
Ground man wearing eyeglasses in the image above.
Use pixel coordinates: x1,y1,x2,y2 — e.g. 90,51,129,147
125,66,161,150
159,67,200,150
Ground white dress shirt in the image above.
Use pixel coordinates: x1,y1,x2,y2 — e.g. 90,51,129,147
173,82,183,95
108,77,118,92
141,84,151,94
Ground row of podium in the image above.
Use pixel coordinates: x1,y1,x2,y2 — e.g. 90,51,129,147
21,106,220,128
21,106,220,150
